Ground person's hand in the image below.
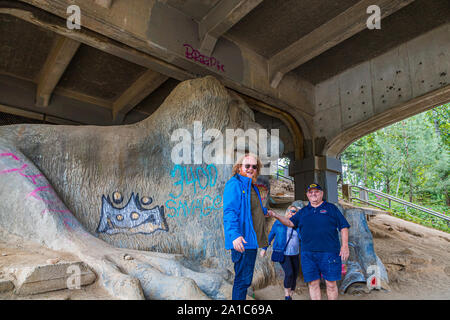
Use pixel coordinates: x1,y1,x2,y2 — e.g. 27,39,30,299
339,244,349,262
260,249,266,257
267,210,276,218
233,236,247,253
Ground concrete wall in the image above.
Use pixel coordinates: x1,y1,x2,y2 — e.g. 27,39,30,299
289,23,449,202
18,0,316,126
313,23,449,157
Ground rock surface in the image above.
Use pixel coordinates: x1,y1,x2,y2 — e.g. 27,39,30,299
0,279,14,293
13,261,96,295
0,76,278,299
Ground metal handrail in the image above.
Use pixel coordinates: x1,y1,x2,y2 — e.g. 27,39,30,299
344,184,449,222
276,173,294,182
352,198,388,211
274,162,294,182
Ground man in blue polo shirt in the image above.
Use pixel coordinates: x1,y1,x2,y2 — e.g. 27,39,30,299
268,183,350,300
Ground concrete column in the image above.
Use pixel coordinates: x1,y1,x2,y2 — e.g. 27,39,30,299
290,155,342,203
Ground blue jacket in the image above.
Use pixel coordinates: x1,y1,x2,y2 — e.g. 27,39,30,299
223,174,268,250
264,220,301,252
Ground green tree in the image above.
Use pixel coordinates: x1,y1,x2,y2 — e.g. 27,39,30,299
341,103,449,209
373,128,402,194
341,134,381,188
427,103,450,147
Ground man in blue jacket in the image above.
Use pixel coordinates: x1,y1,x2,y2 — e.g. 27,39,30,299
268,183,350,300
223,153,275,300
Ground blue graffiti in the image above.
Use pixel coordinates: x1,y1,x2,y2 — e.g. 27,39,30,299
165,164,222,219
169,164,217,199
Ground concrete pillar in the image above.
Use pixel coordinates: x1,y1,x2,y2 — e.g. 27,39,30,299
290,155,342,203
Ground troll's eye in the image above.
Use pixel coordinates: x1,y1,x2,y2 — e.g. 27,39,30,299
113,191,123,204
131,212,140,220
141,197,152,205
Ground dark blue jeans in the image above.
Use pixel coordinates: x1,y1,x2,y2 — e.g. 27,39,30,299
280,254,300,290
231,249,257,300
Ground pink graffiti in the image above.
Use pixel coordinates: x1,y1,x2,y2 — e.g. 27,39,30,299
0,163,27,175
1,150,89,236
0,162,45,185
1,151,49,187
0,152,21,161
20,172,45,185
2,151,66,215
27,185,62,204
0,152,23,175
183,44,225,72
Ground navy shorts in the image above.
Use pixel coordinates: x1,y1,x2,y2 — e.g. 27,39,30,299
301,251,342,283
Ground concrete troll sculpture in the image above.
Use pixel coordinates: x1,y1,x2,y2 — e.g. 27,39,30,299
0,75,387,299
0,76,281,299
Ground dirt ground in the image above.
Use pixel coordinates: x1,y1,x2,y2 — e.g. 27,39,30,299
254,206,450,300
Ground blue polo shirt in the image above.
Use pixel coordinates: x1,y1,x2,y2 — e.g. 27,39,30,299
289,201,350,253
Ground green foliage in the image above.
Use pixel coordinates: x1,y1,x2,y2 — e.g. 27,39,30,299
341,104,450,232
427,103,450,147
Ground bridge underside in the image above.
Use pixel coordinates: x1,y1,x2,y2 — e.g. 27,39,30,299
0,0,449,201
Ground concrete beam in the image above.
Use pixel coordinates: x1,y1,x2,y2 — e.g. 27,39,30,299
0,4,192,81
9,0,315,119
325,84,450,157
268,0,415,88
44,115,81,125
0,103,45,121
112,70,168,122
94,0,113,9
0,74,121,125
53,87,112,110
239,93,304,161
316,23,450,157
36,35,81,107
199,0,262,56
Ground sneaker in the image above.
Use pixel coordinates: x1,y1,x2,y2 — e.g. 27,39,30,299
285,296,292,300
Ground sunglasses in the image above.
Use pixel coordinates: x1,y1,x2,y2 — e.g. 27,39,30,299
290,209,297,213
243,164,258,170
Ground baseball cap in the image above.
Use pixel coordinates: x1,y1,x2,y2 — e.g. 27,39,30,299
306,183,322,191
